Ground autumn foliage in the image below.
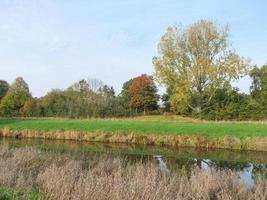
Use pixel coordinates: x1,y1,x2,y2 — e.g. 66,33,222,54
128,74,159,113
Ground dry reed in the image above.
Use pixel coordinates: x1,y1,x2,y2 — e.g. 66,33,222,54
0,146,266,200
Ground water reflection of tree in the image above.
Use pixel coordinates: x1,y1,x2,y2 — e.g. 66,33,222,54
252,164,267,179
204,160,251,171
167,158,253,173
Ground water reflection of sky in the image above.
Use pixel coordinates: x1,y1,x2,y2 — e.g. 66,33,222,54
240,164,254,190
153,156,266,190
201,159,255,190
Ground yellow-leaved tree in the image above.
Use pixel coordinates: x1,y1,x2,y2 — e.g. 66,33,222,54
153,20,250,115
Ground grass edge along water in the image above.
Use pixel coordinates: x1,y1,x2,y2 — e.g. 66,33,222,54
0,117,267,151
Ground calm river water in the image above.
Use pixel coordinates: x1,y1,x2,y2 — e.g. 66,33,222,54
0,138,266,189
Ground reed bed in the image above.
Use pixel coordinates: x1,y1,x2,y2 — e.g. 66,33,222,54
0,146,266,200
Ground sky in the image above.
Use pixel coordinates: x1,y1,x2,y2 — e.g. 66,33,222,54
0,0,267,97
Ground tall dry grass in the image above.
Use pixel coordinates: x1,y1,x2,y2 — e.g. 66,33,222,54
0,146,266,200
1,128,267,151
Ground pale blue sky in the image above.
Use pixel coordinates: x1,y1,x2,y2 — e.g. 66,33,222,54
0,0,266,97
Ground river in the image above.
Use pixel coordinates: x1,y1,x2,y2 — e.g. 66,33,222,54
0,137,266,190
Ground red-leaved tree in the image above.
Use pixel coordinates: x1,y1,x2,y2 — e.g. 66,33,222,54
128,74,159,114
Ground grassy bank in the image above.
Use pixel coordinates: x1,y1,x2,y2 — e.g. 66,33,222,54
1,117,267,137
0,117,267,151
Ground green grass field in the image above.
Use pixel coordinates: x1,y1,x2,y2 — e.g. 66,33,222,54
0,117,267,137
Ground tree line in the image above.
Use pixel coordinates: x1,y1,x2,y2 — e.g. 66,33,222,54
1,20,267,120
0,75,159,118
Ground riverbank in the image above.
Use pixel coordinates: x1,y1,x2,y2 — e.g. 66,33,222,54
0,118,267,151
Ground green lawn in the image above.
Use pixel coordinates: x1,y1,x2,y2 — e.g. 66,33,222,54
0,118,267,137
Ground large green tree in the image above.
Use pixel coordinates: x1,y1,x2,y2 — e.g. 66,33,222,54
119,79,133,107
153,20,249,115
0,77,31,116
0,80,9,101
250,64,267,116
250,64,267,98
